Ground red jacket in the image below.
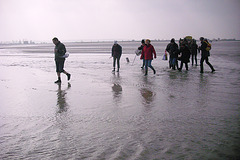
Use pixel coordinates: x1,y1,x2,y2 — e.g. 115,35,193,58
140,44,156,60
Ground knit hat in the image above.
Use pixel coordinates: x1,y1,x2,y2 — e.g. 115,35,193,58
114,41,118,44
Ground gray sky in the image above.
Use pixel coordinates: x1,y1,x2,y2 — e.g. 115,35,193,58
0,0,240,42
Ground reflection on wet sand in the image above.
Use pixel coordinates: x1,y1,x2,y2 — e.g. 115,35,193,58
111,73,122,104
112,84,122,97
57,83,71,113
140,88,155,106
139,76,156,106
197,74,210,108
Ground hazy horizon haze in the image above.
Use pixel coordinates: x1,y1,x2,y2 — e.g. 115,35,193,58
0,0,240,42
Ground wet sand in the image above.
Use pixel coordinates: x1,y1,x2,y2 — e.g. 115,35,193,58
0,41,240,159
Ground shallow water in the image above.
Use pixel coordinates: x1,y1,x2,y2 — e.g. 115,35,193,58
0,41,240,159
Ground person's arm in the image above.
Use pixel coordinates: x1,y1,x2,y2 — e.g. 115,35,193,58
58,43,66,56
152,46,156,58
174,44,179,54
120,45,122,55
140,47,144,59
199,42,207,51
166,44,170,52
138,45,143,50
112,46,114,57
187,47,191,58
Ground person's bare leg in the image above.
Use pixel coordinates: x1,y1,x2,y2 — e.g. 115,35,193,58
55,72,61,83
63,71,71,81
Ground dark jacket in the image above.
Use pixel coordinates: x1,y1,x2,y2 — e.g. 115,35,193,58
166,42,179,58
138,44,144,50
54,41,66,60
190,43,198,55
112,44,122,58
199,41,210,58
140,44,156,60
179,46,191,63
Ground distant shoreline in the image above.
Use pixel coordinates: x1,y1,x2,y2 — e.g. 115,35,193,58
0,39,239,45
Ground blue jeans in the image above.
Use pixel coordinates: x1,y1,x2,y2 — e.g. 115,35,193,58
142,59,145,67
145,60,152,70
169,57,178,69
144,59,156,75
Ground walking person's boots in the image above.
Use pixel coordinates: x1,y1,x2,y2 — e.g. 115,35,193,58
153,68,156,74
149,66,156,74
145,68,148,76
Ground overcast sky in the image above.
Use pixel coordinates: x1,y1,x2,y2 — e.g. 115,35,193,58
0,0,240,42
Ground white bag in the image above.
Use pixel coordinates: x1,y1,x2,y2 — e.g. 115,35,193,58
135,49,142,56
62,52,69,58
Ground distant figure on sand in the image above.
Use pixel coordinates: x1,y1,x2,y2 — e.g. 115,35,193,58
138,39,145,69
178,43,191,71
166,38,179,70
190,39,198,66
112,41,122,72
140,39,156,76
52,37,71,83
199,37,215,73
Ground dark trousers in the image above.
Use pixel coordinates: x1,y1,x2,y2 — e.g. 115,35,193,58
200,57,214,72
55,59,65,73
179,61,188,71
192,54,197,65
113,56,121,69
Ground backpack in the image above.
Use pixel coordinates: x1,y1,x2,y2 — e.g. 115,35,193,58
204,40,211,51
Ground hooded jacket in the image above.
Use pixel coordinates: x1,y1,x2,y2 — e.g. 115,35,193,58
166,42,179,58
140,44,156,60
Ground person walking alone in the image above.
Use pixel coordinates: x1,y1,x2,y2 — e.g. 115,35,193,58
112,41,122,72
199,37,215,73
52,37,71,83
140,39,156,76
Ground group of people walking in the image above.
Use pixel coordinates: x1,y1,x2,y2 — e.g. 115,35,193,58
52,36,215,83
165,37,215,73
112,39,157,76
